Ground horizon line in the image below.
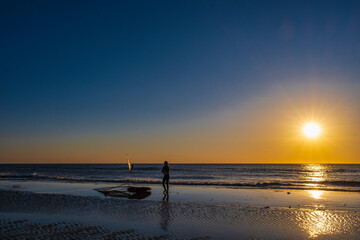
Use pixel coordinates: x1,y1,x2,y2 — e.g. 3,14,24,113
0,162,359,165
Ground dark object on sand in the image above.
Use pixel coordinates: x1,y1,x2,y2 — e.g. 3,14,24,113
287,192,291,194
95,185,151,200
127,186,151,192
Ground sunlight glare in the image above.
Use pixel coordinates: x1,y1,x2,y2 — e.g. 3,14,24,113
303,122,322,139
308,190,324,199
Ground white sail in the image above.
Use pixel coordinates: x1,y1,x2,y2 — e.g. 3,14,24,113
127,154,132,172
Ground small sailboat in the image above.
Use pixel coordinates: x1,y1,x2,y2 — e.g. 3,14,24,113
127,154,134,172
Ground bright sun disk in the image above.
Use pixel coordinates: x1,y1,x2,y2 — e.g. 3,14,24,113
303,122,322,139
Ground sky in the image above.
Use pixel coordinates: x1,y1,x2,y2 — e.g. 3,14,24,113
0,0,359,163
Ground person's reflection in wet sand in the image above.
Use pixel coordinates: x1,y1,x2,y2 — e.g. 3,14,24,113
162,192,169,201
160,192,170,231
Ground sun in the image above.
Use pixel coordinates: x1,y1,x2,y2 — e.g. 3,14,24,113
303,122,322,139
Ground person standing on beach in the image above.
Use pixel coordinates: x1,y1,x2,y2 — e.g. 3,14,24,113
162,161,170,193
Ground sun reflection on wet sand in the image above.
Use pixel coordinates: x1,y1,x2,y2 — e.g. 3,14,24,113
300,165,347,238
299,210,349,238
308,190,324,199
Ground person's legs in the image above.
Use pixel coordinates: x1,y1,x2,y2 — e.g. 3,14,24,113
165,179,169,192
163,175,169,193
162,177,167,192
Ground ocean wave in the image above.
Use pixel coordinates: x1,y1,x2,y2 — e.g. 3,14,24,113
1,173,360,191
319,180,360,187
0,173,11,177
171,167,359,174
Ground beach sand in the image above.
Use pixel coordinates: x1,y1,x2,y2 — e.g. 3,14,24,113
1,183,360,240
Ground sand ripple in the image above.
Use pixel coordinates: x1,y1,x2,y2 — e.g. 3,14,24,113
0,218,178,239
1,190,359,239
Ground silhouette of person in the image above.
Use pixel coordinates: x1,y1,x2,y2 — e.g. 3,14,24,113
162,161,170,193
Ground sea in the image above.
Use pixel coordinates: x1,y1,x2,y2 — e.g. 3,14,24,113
1,164,359,192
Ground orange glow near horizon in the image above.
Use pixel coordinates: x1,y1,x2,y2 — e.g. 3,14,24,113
0,82,359,164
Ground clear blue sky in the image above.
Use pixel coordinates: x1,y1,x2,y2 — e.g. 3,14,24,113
1,1,359,163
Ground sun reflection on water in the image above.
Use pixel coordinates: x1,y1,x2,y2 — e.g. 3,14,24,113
303,164,328,189
299,165,355,238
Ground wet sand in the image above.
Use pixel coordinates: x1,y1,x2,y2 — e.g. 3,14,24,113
0,218,177,240
1,188,360,239
1,180,360,211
